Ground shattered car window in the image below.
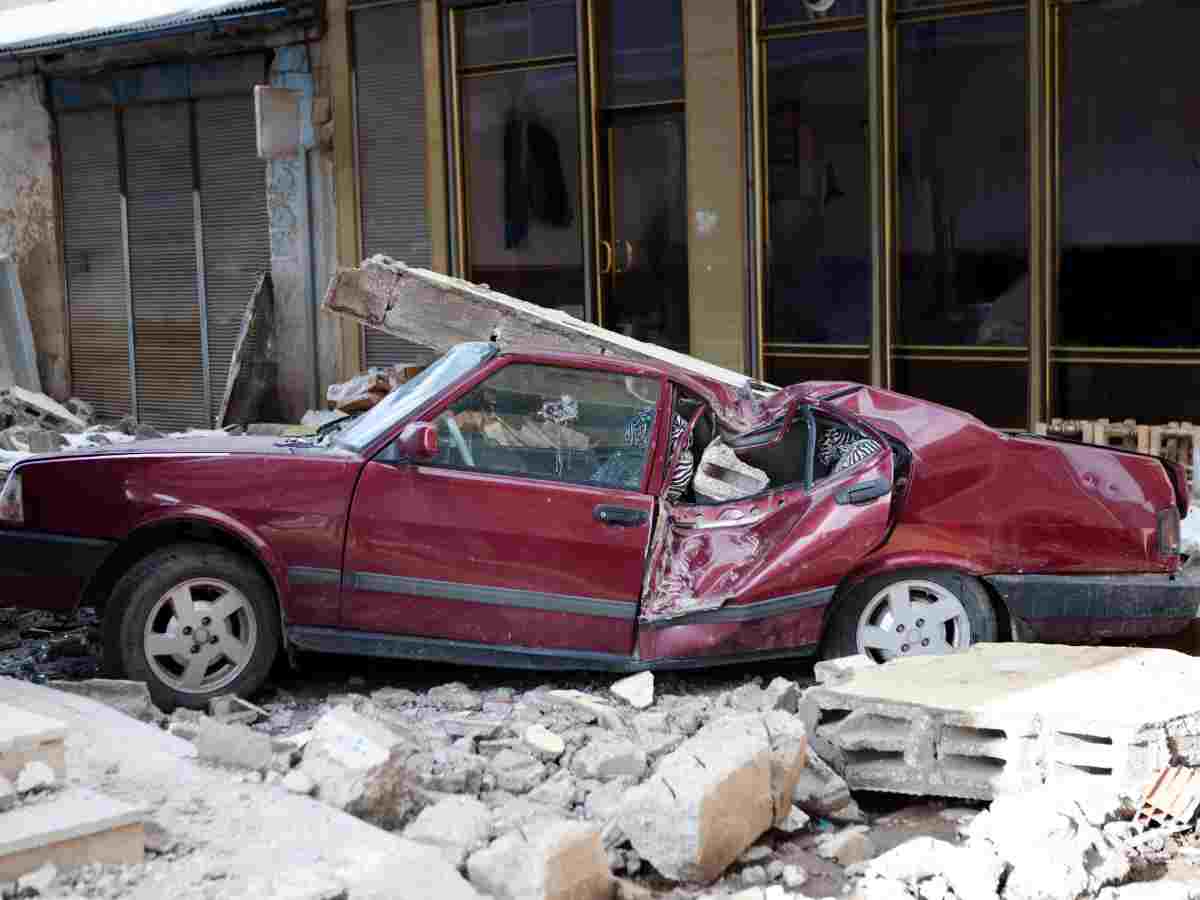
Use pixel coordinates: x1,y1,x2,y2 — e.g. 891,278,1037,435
336,342,497,451
430,363,662,490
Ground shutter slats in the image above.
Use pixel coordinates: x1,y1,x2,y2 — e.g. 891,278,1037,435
61,108,132,421
196,94,270,421
354,2,437,368
124,102,207,431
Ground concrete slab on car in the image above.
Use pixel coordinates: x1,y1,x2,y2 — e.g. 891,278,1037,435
804,643,1200,802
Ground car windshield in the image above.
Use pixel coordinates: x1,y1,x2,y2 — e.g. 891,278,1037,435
335,342,498,452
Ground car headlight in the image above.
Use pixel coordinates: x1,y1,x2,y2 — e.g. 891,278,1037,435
0,471,23,525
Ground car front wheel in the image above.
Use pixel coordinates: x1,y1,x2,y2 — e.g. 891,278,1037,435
103,542,279,710
823,568,998,663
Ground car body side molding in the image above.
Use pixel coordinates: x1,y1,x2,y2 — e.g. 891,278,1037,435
286,625,816,672
641,585,836,629
287,566,342,587
350,572,639,621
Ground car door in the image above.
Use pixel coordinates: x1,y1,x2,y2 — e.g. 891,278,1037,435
639,403,896,662
340,359,666,657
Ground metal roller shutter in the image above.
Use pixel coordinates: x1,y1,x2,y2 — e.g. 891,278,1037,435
123,102,207,431
195,94,270,416
60,108,132,420
353,1,437,368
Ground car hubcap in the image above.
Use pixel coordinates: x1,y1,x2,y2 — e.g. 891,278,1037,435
143,578,257,694
856,579,971,662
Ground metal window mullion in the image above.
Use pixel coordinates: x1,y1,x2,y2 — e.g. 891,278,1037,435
190,100,214,427
116,107,138,419
867,0,895,390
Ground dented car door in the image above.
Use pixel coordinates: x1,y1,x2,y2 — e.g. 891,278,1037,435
637,404,897,663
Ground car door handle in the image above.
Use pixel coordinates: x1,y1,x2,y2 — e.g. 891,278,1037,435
594,505,648,527
836,478,891,506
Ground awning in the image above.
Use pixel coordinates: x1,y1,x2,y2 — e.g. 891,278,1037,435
0,0,291,55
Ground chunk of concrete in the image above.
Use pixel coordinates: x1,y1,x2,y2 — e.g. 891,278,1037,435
866,837,1005,900
193,718,274,772
523,724,565,760
0,788,144,881
467,818,611,900
570,738,647,781
0,775,13,812
545,690,625,731
614,712,806,882
966,786,1128,900
816,826,875,866
48,679,163,724
806,643,1200,801
298,706,418,827
610,672,654,709
16,863,56,896
489,749,546,794
792,754,853,818
15,761,54,794
404,796,492,869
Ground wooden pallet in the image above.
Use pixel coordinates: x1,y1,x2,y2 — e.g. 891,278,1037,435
1150,422,1198,489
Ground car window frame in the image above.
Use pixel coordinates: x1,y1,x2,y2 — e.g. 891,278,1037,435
377,356,672,496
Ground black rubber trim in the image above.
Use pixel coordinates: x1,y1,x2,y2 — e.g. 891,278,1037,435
288,566,342,587
984,571,1200,621
642,586,836,629
350,572,638,621
286,625,816,672
0,528,116,580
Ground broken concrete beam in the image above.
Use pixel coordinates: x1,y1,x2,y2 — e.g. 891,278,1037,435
0,386,84,431
218,272,279,428
193,718,274,772
323,255,761,392
0,705,67,783
466,818,611,900
804,643,1200,802
0,788,144,881
0,258,40,393
614,712,807,882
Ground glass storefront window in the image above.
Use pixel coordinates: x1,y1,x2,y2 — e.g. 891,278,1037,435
896,12,1028,348
461,65,583,315
458,0,575,67
1057,0,1200,350
763,31,870,347
600,1,683,107
763,0,867,27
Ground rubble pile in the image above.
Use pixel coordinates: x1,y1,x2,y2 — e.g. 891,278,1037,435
326,364,423,414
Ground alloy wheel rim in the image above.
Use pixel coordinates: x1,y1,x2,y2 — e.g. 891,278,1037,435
856,579,971,662
143,578,257,694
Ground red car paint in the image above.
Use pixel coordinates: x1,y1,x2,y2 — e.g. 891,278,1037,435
1,346,1192,669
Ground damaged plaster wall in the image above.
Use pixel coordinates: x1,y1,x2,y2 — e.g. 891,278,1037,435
268,43,338,420
0,76,67,399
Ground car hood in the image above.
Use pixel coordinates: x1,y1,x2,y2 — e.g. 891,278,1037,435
24,434,359,462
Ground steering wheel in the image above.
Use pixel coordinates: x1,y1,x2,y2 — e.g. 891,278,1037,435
445,415,476,467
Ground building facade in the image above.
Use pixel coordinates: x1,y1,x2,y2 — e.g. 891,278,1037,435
2,0,1198,430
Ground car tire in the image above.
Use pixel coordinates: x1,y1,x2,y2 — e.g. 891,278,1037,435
822,568,999,662
103,542,280,711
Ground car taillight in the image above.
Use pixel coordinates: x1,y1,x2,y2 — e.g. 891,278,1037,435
1158,506,1181,557
0,471,23,524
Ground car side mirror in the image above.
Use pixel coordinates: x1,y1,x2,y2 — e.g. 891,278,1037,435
398,421,438,461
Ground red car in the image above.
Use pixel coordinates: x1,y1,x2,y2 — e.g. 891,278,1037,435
0,342,1193,709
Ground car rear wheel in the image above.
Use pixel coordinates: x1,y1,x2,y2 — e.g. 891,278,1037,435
103,543,279,711
823,568,998,663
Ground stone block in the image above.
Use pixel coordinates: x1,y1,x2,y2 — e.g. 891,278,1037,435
404,796,492,869
193,718,274,772
615,712,805,882
570,738,646,781
610,672,654,709
467,818,610,900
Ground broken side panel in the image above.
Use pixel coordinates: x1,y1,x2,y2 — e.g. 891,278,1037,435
322,255,772,429
638,446,895,662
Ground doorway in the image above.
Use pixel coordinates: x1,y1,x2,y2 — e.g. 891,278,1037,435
598,107,690,353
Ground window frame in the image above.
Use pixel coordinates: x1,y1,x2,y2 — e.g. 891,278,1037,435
402,356,671,495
